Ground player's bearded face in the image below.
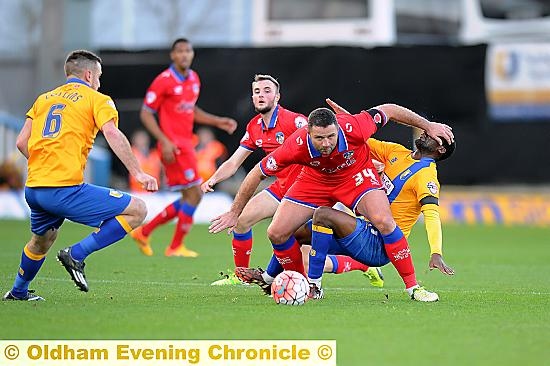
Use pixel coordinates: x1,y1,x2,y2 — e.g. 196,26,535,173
310,125,338,156
252,80,279,114
415,132,439,153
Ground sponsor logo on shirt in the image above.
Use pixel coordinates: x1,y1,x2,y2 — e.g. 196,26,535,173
146,91,157,104
256,139,263,147
296,136,303,145
240,131,250,142
174,85,183,94
310,161,320,166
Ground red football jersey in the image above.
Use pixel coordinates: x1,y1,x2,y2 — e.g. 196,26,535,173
143,65,201,146
240,105,307,195
239,105,307,154
259,109,387,186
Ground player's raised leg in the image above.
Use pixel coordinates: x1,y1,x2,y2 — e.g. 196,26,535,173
357,190,438,301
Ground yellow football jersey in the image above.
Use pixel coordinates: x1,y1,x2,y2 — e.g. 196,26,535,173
368,138,440,238
25,78,118,187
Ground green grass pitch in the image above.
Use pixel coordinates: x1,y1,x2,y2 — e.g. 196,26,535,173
1,219,549,365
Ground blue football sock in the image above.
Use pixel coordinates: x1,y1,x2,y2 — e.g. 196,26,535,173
71,216,131,261
265,254,283,278
308,224,333,280
12,245,46,297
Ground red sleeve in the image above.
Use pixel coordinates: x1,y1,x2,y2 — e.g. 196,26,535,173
259,130,304,177
143,75,166,112
239,120,257,151
353,109,387,141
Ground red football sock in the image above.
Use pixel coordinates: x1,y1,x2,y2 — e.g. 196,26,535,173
142,201,179,236
383,230,417,289
272,238,305,277
169,211,193,249
331,255,369,274
232,230,253,267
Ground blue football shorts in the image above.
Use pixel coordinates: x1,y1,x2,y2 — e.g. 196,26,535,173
329,218,390,267
25,183,132,235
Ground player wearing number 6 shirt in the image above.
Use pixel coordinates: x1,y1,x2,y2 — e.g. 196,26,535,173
3,50,158,301
209,100,454,301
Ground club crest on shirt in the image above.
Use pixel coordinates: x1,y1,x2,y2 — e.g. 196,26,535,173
343,151,354,159
266,156,278,171
109,190,123,198
185,169,196,180
275,132,285,144
427,181,438,194
295,116,307,128
399,170,412,180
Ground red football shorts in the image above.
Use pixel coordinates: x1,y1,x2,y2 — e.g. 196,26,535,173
161,144,201,190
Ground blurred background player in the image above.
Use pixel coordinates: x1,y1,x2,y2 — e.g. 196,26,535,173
3,50,158,301
201,74,308,285
129,130,162,192
130,38,237,258
195,127,227,183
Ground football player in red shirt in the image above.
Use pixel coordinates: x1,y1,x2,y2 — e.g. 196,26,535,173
210,100,453,301
131,38,237,257
201,74,307,285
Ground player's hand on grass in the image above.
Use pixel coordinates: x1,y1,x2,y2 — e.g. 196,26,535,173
429,253,455,275
218,117,238,135
135,172,159,192
209,211,238,234
425,122,454,146
160,139,179,163
201,179,216,193
326,98,351,114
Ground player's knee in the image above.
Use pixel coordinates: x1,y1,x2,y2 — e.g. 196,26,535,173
312,207,333,226
369,213,396,235
267,226,291,245
129,197,148,227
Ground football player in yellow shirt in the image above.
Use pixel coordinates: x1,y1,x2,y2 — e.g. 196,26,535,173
3,50,158,301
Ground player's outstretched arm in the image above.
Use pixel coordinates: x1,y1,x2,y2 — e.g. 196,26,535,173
423,207,454,275
201,147,251,193
208,164,264,234
376,104,454,145
194,106,237,135
102,121,159,192
16,118,33,159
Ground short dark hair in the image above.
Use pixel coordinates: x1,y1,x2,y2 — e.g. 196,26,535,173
171,38,191,51
307,108,338,129
437,139,456,162
253,74,280,92
64,50,102,77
